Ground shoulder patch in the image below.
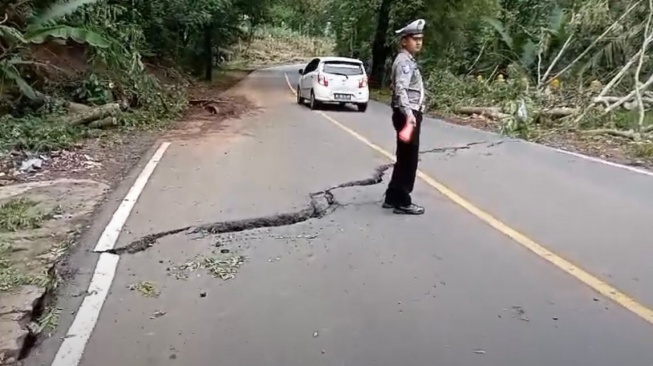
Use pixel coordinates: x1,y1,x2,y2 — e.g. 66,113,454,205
401,63,411,74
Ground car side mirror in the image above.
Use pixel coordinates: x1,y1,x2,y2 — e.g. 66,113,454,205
298,69,304,75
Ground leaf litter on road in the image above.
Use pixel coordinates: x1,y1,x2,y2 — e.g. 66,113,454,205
170,252,246,281
128,281,159,297
204,255,245,280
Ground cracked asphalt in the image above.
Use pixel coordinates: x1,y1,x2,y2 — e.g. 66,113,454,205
26,66,653,366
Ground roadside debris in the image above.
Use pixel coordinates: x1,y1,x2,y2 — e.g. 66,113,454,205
273,234,319,240
20,157,44,173
204,255,245,280
2,151,104,182
510,306,530,322
150,310,167,319
128,281,159,297
170,253,246,281
473,349,487,355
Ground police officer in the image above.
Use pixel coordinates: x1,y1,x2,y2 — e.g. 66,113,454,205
383,19,426,215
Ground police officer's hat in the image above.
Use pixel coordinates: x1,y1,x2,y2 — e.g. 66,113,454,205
395,19,425,38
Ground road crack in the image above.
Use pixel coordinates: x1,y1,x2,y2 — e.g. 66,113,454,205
102,140,504,256
103,163,393,255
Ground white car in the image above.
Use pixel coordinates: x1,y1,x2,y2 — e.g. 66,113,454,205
296,57,369,112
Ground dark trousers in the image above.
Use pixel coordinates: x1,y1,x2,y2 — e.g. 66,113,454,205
384,108,422,206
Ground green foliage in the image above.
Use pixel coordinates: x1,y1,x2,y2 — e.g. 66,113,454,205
0,114,94,151
73,73,113,105
0,241,51,292
1,0,110,100
0,198,49,232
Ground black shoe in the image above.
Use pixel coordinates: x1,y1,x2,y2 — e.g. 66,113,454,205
382,202,394,209
393,204,425,215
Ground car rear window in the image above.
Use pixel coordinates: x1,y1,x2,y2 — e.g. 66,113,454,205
322,61,364,76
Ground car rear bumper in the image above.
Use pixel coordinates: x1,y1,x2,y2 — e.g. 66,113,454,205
313,86,369,103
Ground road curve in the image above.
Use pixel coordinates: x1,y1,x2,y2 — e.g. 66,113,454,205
26,65,653,366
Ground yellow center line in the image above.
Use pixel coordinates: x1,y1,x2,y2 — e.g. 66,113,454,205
285,73,653,325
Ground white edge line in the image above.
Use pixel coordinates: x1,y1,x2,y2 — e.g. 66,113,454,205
284,72,653,179
51,253,120,366
93,142,171,252
52,142,170,365
551,147,653,177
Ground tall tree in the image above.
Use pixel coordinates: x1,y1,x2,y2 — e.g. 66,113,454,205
370,0,393,86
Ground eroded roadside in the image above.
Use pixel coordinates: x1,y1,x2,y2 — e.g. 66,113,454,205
0,70,254,365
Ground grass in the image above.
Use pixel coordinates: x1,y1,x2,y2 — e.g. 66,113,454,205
0,242,50,292
210,69,254,90
38,306,62,337
0,198,50,232
630,141,653,158
370,88,391,104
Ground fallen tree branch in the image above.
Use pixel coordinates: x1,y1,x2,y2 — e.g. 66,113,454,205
583,128,640,139
466,41,487,76
63,103,121,126
597,39,653,98
594,96,653,105
88,117,118,128
454,106,577,119
189,99,229,105
635,0,653,131
541,107,578,117
582,128,653,141
605,73,653,112
454,106,507,119
547,1,642,85
66,102,91,114
539,33,574,89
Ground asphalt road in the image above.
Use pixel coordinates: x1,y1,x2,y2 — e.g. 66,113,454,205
26,65,653,366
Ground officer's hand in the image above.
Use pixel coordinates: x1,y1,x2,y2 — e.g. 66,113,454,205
406,113,416,127
399,113,416,143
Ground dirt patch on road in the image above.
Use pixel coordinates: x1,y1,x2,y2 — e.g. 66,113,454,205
165,70,259,141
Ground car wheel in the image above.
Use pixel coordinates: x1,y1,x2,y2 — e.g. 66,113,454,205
310,90,320,110
357,103,368,112
296,86,303,104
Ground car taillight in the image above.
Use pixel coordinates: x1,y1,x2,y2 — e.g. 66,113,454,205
359,76,368,88
318,74,328,86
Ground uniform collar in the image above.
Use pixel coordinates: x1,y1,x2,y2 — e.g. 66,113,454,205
400,49,415,61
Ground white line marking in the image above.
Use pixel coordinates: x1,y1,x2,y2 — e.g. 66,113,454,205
551,147,653,177
52,142,169,366
94,142,171,252
51,253,120,366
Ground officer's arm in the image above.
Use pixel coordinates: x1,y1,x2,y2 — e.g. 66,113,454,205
393,60,414,118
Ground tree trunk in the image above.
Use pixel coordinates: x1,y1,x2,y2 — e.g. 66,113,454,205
370,0,393,88
204,23,213,82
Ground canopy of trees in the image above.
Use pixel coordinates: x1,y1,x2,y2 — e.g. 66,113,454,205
2,0,653,143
